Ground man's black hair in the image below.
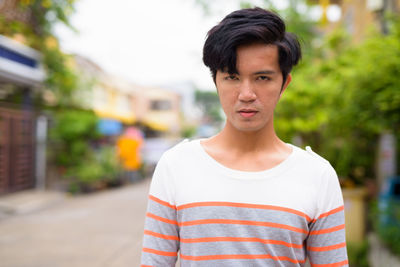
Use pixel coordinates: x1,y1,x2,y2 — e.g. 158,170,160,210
203,7,301,85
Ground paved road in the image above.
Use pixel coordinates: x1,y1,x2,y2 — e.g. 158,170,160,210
0,178,151,267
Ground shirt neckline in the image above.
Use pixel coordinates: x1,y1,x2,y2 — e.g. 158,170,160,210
194,139,299,180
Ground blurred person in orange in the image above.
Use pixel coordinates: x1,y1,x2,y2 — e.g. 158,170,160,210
117,127,143,171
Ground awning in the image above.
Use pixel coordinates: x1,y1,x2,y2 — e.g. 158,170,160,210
0,35,45,86
97,119,123,136
94,109,135,124
143,119,169,132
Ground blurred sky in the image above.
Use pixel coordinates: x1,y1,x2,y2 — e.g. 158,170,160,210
55,0,337,90
55,0,244,90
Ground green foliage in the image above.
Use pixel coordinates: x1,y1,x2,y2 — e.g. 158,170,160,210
370,200,400,256
181,124,197,138
66,146,123,192
195,90,223,124
49,109,100,167
18,0,76,37
69,154,104,184
0,0,80,107
347,241,370,267
276,18,400,182
42,47,79,107
49,109,123,192
379,224,400,256
98,146,122,180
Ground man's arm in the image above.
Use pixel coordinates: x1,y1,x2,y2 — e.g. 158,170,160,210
141,153,179,266
307,165,349,267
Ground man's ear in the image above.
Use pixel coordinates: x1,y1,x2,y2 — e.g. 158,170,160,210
279,74,292,98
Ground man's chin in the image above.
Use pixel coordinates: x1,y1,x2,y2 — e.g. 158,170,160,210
231,123,267,133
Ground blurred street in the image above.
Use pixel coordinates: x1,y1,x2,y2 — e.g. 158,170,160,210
0,179,150,267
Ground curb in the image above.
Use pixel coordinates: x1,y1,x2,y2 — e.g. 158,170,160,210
0,190,65,218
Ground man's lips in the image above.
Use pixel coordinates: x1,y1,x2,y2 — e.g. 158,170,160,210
238,109,258,118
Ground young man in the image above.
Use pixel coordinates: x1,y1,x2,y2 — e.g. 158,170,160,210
141,7,348,267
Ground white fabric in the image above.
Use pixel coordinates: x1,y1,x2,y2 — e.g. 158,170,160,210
149,139,344,220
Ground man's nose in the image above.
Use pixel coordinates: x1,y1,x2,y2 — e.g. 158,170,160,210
238,80,256,102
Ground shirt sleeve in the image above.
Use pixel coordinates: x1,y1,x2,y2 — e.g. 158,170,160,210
141,152,179,267
306,164,349,267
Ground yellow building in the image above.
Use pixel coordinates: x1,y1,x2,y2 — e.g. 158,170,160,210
73,55,181,136
131,84,181,136
309,0,400,41
73,55,136,126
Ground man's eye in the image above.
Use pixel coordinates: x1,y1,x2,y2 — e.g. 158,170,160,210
257,76,270,81
225,75,238,80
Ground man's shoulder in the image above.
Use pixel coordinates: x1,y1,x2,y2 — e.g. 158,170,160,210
162,138,200,161
291,144,333,172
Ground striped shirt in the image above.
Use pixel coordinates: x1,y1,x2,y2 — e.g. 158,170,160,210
141,139,348,266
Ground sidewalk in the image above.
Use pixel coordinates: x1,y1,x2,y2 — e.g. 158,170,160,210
0,189,65,219
0,178,151,267
368,232,400,267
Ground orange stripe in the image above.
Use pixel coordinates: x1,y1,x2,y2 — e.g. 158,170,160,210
179,219,308,234
142,247,177,257
181,236,303,248
146,212,178,225
177,201,311,222
310,206,345,223
317,206,344,220
140,265,153,267
180,253,305,264
144,230,179,241
308,242,346,252
149,195,176,210
309,224,345,235
311,259,349,267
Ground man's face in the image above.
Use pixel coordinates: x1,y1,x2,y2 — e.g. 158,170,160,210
215,43,291,133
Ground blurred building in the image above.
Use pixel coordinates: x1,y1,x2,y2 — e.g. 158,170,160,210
0,34,46,194
132,84,181,137
309,0,400,41
162,81,203,125
73,55,135,137
73,55,182,138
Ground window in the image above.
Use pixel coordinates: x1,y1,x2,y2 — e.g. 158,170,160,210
150,100,171,111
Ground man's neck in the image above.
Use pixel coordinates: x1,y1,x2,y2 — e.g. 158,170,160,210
200,121,292,172
214,122,286,153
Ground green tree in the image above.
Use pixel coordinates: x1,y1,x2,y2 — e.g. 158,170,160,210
279,19,400,182
195,90,223,124
0,0,80,107
321,19,400,182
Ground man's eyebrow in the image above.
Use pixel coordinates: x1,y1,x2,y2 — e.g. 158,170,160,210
253,70,276,75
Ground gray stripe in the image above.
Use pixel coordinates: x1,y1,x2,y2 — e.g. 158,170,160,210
179,242,305,263
309,211,344,230
308,247,348,265
143,234,179,252
141,251,177,266
180,223,306,246
307,229,346,247
144,215,179,236
180,256,304,267
148,198,177,221
178,206,308,230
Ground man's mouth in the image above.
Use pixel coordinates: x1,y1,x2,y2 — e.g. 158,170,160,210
238,110,258,118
